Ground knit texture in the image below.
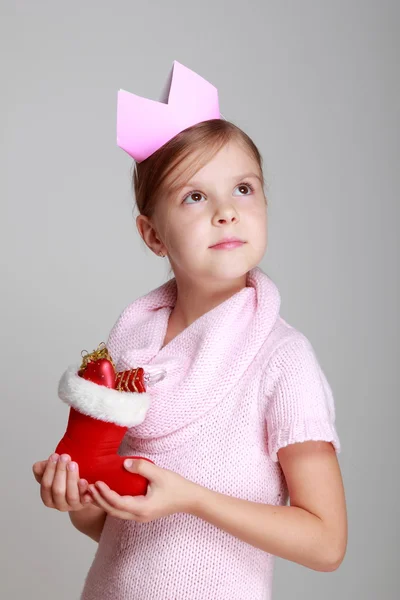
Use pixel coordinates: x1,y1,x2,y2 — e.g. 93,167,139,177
80,266,341,600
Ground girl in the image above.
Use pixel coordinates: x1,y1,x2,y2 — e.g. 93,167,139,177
33,61,347,599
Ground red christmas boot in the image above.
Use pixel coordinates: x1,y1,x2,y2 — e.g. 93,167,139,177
55,344,164,496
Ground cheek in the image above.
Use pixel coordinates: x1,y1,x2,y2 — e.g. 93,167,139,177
166,220,203,253
249,202,267,227
178,214,205,240
250,206,268,247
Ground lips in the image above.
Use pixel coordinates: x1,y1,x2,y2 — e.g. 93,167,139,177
210,237,245,248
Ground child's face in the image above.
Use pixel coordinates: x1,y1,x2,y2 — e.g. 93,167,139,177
145,139,268,282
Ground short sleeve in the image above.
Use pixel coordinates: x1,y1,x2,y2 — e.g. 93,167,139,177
264,333,341,462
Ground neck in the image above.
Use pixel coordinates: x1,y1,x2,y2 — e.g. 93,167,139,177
169,270,248,330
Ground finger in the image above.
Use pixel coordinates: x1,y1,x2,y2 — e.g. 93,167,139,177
78,478,89,498
32,460,48,484
81,492,95,505
40,454,59,507
88,484,132,519
94,482,145,515
52,454,70,511
123,458,157,482
78,480,101,507
78,479,93,504
65,462,84,510
88,484,114,512
93,482,131,509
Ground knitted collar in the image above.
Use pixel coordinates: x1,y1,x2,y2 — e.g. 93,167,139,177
107,266,281,441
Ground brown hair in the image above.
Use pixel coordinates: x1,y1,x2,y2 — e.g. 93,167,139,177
130,119,267,219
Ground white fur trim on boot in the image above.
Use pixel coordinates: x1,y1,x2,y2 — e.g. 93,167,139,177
58,365,151,427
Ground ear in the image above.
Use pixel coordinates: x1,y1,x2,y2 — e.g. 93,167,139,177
136,214,166,257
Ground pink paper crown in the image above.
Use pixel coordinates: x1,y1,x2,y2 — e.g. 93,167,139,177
117,60,221,163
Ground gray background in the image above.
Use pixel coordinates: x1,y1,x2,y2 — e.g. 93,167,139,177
1,1,399,598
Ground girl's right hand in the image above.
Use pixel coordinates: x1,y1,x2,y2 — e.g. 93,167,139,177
32,454,94,512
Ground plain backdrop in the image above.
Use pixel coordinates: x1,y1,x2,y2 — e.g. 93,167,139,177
1,1,399,598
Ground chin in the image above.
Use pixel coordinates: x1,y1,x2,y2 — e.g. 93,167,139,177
205,255,261,281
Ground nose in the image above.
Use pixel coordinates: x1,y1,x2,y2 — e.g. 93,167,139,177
212,204,239,226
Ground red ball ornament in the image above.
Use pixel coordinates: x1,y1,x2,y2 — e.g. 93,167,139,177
79,357,116,388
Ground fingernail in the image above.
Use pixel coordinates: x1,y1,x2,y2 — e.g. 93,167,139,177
60,455,69,463
68,462,77,471
124,459,133,468
50,454,59,462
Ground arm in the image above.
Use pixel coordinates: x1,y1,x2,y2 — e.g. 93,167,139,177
190,441,347,572
69,504,107,543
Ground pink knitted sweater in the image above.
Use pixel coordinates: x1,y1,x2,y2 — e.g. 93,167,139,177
80,266,341,600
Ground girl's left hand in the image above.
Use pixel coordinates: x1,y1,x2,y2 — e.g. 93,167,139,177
87,459,198,522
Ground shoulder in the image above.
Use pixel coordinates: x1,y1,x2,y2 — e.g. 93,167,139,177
105,286,157,348
261,317,335,418
262,317,317,388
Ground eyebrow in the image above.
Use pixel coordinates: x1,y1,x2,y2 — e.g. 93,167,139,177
173,172,263,194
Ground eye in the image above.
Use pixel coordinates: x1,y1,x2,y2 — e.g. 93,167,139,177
233,182,254,196
181,181,255,204
182,191,205,204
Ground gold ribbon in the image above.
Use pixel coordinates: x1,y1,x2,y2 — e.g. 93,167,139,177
79,342,117,373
